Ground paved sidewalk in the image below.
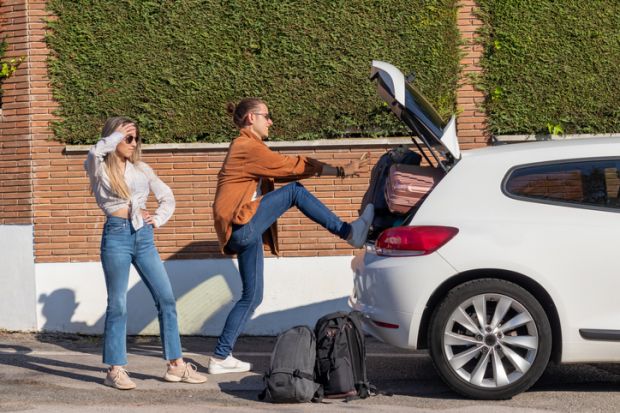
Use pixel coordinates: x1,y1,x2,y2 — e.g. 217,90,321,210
3,331,620,413
0,331,273,394
0,331,429,413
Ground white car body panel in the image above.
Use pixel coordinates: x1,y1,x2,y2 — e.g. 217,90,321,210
440,116,460,160
352,137,620,363
371,60,406,109
351,250,457,349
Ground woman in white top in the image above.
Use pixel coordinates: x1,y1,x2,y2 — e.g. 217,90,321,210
85,116,206,389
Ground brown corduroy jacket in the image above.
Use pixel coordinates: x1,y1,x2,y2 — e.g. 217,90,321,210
213,129,324,255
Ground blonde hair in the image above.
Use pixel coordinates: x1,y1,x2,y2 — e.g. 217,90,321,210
100,116,141,200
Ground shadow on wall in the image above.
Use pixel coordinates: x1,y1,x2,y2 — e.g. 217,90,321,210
38,289,90,333
38,241,351,336
244,296,349,335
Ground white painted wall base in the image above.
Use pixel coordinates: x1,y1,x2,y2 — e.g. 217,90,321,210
34,256,354,336
0,225,37,331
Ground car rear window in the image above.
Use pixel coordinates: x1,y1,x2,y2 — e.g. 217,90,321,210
403,82,446,141
505,158,620,209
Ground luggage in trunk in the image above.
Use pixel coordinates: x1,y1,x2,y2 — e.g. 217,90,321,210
361,146,421,214
385,164,444,214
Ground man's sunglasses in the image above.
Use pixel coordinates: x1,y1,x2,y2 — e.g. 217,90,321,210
124,135,140,144
253,112,273,121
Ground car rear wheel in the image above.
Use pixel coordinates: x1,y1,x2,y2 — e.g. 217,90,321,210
429,278,552,399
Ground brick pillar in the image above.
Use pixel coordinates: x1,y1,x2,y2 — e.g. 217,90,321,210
0,0,33,224
456,0,489,149
28,0,61,258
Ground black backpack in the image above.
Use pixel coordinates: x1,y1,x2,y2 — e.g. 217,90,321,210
314,311,374,400
259,325,321,403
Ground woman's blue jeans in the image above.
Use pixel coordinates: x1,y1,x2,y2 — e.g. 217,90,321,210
100,216,182,365
213,182,351,358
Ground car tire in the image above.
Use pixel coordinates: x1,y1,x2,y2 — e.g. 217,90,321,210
428,278,552,399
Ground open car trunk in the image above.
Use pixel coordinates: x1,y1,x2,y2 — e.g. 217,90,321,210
364,61,462,242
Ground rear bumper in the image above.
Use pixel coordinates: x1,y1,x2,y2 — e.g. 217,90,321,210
349,299,416,349
349,248,457,349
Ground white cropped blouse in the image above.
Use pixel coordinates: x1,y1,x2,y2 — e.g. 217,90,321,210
84,132,175,229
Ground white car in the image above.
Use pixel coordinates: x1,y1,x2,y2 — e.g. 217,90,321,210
350,61,620,399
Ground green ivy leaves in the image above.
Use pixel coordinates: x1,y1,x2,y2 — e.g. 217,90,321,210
478,0,620,135
46,0,460,144
0,39,24,90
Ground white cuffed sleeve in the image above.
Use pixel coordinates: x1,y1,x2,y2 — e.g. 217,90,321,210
84,131,125,181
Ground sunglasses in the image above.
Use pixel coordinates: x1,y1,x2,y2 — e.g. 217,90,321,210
253,112,273,121
124,135,140,144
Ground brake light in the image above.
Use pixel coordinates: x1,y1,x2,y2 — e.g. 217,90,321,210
375,226,458,257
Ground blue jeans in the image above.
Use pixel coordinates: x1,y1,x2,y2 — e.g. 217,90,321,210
213,182,351,358
100,216,182,365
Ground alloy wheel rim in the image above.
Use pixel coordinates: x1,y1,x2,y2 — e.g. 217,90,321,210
442,293,539,388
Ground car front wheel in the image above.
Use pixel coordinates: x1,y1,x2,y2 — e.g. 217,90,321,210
429,278,552,399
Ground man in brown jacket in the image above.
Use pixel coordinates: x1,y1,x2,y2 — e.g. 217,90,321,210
208,98,374,374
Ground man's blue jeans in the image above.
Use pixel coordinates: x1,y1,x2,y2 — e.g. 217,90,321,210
100,216,182,365
214,182,351,358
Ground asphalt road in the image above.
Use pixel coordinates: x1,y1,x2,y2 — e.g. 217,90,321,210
1,332,619,412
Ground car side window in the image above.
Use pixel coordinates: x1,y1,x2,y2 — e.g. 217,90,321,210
505,159,620,209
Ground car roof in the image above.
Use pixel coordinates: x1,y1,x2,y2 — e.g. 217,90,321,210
462,137,620,163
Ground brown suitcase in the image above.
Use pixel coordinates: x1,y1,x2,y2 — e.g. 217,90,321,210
385,164,444,214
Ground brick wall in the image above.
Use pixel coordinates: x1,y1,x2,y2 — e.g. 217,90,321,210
456,0,488,148
0,1,489,263
43,145,395,263
0,0,32,225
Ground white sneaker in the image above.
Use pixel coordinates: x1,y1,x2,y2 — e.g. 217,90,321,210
347,203,374,248
207,355,252,374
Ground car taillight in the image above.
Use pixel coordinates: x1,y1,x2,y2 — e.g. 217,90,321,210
375,226,458,257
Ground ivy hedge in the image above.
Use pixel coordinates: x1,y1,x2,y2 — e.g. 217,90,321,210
477,0,620,135
47,0,460,144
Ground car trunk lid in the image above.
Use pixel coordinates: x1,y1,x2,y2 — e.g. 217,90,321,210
369,60,460,171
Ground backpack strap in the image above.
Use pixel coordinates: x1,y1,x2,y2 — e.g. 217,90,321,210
292,369,315,382
258,370,271,401
329,317,347,364
258,369,318,401
269,368,315,382
352,381,393,399
357,381,370,399
311,384,324,403
347,312,393,400
348,311,369,382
